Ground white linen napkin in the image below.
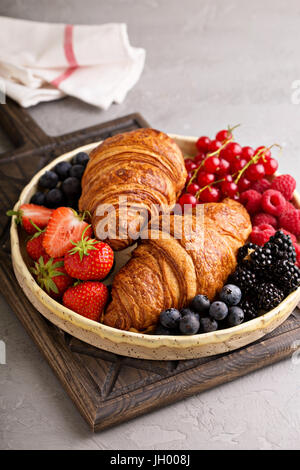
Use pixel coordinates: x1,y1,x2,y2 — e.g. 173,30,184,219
0,17,145,108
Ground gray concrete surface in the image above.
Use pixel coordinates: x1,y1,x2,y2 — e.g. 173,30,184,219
1,0,300,450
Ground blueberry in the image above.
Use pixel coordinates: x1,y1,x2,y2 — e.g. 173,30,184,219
72,152,89,166
160,308,181,329
180,308,199,318
179,313,200,335
154,325,173,335
227,306,244,327
54,161,72,180
199,317,218,333
190,294,210,313
61,177,81,198
45,188,64,208
219,284,242,306
209,301,228,321
38,170,58,189
70,164,85,179
30,191,46,206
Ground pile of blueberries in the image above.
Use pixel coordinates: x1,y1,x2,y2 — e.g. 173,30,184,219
30,151,89,209
156,284,244,335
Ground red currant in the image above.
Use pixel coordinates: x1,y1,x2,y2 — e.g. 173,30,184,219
188,183,200,195
196,136,211,153
178,193,197,208
222,142,242,162
186,171,193,182
255,146,271,160
197,171,215,187
208,139,222,153
216,129,232,142
238,177,251,192
199,187,221,203
241,146,254,161
245,163,266,181
185,159,197,172
194,152,205,164
203,156,220,173
223,174,233,182
216,158,230,176
221,181,238,198
231,157,247,173
263,157,278,175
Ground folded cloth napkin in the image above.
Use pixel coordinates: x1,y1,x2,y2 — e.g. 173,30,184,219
0,16,145,108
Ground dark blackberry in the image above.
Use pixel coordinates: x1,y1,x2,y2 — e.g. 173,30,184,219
237,243,259,264
251,246,273,272
265,231,296,264
256,282,285,311
272,260,300,294
229,266,257,294
238,298,258,321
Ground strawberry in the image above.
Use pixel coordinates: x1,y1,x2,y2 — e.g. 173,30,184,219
7,204,53,234
31,256,73,299
63,281,108,321
43,207,92,258
64,228,114,281
26,229,47,261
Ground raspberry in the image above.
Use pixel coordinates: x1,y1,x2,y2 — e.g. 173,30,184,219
271,174,296,201
252,212,278,229
240,190,262,215
295,244,300,267
250,224,276,246
279,207,300,236
251,178,271,194
261,189,286,216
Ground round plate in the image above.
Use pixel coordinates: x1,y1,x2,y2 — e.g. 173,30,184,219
10,134,300,360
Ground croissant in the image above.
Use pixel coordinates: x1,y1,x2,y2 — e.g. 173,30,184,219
79,128,187,250
103,198,252,332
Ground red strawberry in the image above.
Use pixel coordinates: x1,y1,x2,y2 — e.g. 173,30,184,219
271,174,296,201
64,229,114,281
26,230,47,261
7,204,53,234
43,207,92,258
63,281,108,321
31,256,73,299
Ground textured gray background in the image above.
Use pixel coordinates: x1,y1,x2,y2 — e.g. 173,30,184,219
1,0,300,450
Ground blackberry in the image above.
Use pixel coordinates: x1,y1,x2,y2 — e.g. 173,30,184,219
273,260,300,295
256,282,285,311
265,231,296,264
229,266,257,293
251,246,273,272
238,298,258,321
237,243,259,264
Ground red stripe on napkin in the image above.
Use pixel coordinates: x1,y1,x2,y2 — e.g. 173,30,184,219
51,24,78,87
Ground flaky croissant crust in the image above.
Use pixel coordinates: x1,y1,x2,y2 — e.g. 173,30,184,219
103,198,252,332
79,128,187,250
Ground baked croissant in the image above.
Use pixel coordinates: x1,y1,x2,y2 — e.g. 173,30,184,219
103,198,252,332
79,128,187,250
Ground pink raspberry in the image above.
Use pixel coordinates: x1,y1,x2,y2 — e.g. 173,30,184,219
261,189,286,216
295,244,300,267
240,190,262,215
279,206,300,236
252,212,278,228
251,178,271,194
271,174,296,201
250,224,276,246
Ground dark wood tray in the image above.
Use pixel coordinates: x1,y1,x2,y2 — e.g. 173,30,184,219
1,99,300,432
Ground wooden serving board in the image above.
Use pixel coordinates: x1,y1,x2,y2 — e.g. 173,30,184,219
1,99,300,432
